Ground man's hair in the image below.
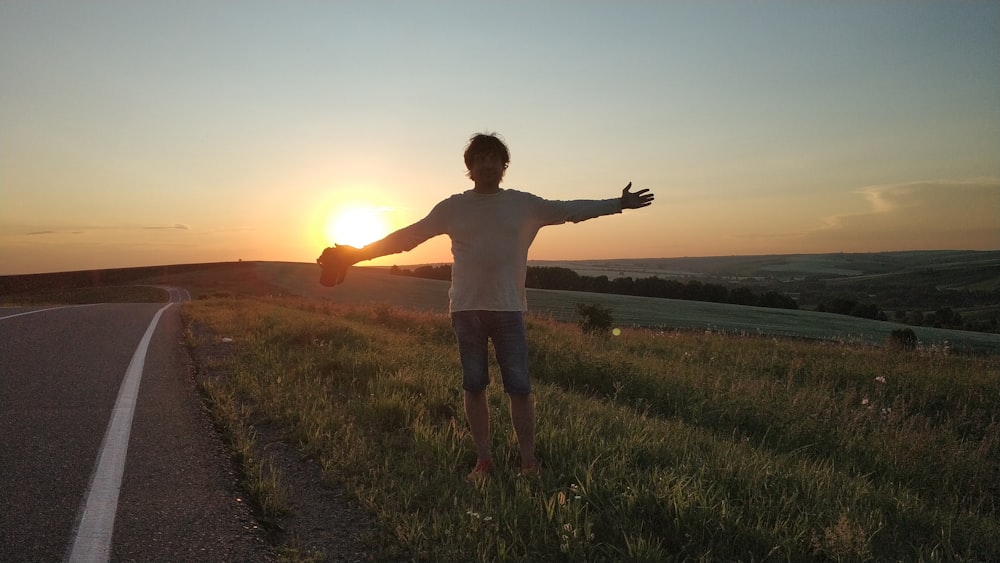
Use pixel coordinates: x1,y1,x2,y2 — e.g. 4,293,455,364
463,132,510,171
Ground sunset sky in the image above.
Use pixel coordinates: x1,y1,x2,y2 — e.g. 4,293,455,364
2,1,998,275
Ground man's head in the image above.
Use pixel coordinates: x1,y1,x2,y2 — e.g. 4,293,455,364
464,133,510,183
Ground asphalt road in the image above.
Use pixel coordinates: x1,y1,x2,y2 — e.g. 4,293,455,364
0,289,272,562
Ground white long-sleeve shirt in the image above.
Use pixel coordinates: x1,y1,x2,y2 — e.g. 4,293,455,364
372,188,622,312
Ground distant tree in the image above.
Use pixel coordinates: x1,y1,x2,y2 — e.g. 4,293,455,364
662,279,686,299
830,298,857,316
412,264,451,280
759,291,798,310
683,280,705,301
698,281,730,303
850,302,881,320
934,307,955,325
581,275,611,293
610,276,635,295
633,276,669,298
525,266,580,290
730,286,757,306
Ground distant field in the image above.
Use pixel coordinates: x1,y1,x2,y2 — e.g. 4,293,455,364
256,262,1000,355
530,250,1000,284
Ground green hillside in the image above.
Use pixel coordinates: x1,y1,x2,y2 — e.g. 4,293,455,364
256,262,1000,355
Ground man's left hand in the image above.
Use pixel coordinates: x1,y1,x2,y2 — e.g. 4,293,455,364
621,182,654,209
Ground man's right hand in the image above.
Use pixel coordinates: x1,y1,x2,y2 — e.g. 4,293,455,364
317,244,362,287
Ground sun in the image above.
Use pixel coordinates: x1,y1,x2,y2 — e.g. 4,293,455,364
324,206,389,248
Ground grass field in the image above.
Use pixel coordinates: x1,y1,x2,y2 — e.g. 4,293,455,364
5,260,999,559
255,262,1000,355
181,295,1000,561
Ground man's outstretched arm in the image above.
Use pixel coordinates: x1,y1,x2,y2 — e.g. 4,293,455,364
317,216,443,287
316,235,413,287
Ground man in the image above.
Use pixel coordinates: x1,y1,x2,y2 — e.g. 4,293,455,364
318,133,654,480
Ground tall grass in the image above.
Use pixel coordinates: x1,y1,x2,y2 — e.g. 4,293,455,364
182,297,999,561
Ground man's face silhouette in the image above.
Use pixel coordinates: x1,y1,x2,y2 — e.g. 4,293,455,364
470,151,507,186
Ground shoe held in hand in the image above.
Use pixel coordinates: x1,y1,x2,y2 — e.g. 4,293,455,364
316,245,353,287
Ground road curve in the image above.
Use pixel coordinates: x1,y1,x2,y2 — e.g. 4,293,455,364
0,289,271,562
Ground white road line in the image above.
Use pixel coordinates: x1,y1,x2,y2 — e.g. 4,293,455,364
1,285,188,322
66,302,173,563
0,304,99,321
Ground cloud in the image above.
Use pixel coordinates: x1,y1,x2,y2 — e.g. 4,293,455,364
143,223,191,230
22,229,86,236
15,224,192,238
836,178,996,226
802,178,1000,251
200,226,256,234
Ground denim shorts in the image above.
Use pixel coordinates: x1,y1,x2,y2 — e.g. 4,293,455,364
451,310,531,395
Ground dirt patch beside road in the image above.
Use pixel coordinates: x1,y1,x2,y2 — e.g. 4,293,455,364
185,321,374,562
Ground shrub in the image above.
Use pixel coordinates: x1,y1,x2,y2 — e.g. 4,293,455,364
576,302,614,335
888,328,918,350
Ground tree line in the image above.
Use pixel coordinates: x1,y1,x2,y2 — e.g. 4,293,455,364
389,265,799,310
814,296,998,333
387,264,999,335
